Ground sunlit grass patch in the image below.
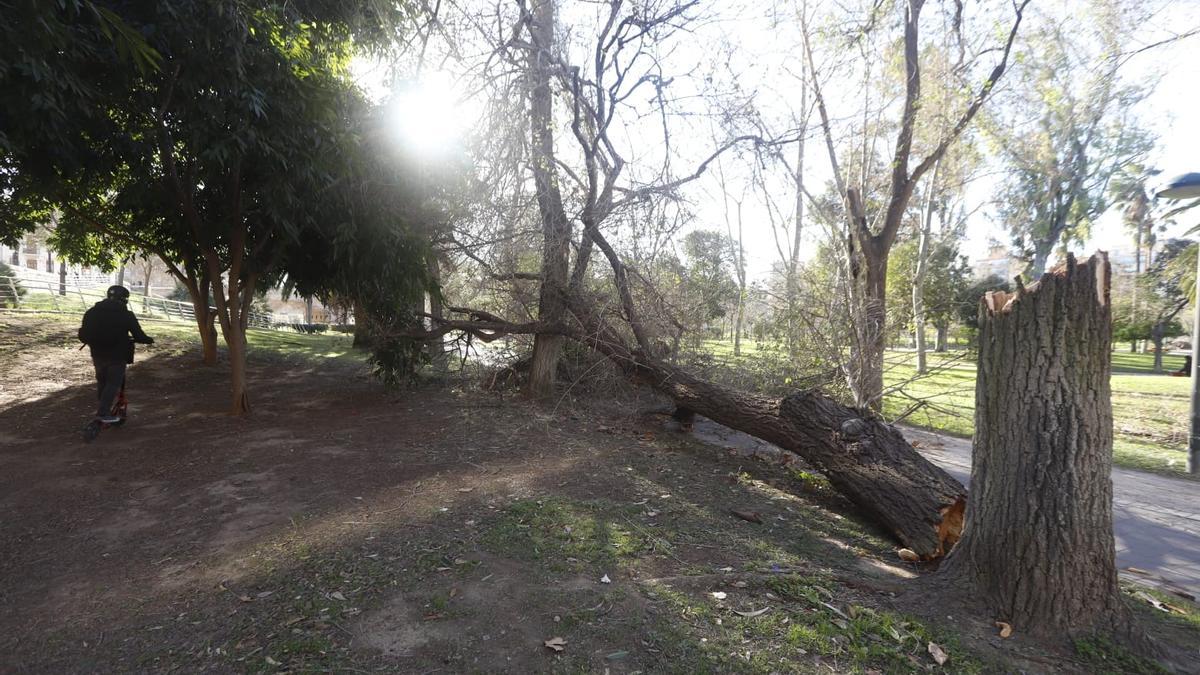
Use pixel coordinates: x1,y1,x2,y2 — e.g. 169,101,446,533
480,498,660,573
644,574,989,674
1073,635,1169,675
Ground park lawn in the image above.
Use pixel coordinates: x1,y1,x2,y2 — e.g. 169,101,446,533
142,316,361,367
700,340,1191,478
883,350,1190,478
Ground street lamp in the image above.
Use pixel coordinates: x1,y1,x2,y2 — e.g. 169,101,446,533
1156,172,1200,475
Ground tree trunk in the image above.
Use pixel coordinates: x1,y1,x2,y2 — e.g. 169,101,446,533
854,245,887,410
569,302,966,559
1028,240,1053,279
524,0,571,400
182,276,219,366
225,324,251,414
732,203,746,357
934,323,948,352
941,253,1137,640
352,296,371,348
786,90,806,359
912,161,940,375
58,261,66,296
1151,323,1165,373
427,254,448,373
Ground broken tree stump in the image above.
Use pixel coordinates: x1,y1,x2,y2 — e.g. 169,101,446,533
941,253,1141,640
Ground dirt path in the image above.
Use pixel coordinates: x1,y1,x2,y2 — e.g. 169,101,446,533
2,314,1197,673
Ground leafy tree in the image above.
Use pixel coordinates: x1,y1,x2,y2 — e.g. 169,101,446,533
1108,163,1161,278
987,1,1154,278
1,1,417,414
680,230,739,335
1137,238,1194,372
955,275,1012,341
0,260,25,307
887,238,972,349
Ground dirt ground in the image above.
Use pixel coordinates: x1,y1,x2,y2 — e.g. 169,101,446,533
1,313,1198,674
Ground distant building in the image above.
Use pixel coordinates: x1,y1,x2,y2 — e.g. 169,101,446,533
971,245,1022,281
0,228,114,288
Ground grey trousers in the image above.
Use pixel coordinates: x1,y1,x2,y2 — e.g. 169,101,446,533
94,360,127,418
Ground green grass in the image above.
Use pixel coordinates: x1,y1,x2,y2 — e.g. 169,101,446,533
130,316,361,366
699,339,1192,478
882,350,1191,478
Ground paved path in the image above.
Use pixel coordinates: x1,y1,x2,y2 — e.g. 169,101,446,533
693,419,1200,600
903,427,1200,601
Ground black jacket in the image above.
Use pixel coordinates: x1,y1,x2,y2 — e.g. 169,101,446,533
78,299,154,363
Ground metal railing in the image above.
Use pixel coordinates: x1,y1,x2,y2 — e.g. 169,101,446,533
6,264,115,289
0,274,276,329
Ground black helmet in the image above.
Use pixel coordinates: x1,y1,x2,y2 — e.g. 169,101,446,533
106,285,131,302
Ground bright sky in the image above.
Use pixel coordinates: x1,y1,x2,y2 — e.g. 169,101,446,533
355,0,1200,281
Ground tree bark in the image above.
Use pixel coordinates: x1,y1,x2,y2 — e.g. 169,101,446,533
524,0,571,400
1152,324,1164,373
856,240,888,410
940,253,1137,639
427,254,448,373
352,296,371,347
934,322,948,352
180,273,218,366
912,161,940,375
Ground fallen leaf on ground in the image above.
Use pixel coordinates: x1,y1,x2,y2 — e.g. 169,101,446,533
734,607,770,618
1125,566,1152,576
730,510,763,524
995,621,1013,638
897,548,920,562
329,591,346,601
832,618,849,630
606,650,629,660
711,591,727,600
265,655,280,666
600,574,612,584
544,637,567,652
928,642,949,665
819,601,849,620
457,487,474,493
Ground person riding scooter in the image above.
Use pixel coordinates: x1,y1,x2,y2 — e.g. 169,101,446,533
78,285,154,423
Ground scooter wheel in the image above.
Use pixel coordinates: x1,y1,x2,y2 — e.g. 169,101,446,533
83,421,101,443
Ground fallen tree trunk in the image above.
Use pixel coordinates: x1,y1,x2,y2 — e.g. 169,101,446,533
417,303,966,557
570,309,966,558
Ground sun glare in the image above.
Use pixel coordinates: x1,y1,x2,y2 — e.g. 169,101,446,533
387,76,467,158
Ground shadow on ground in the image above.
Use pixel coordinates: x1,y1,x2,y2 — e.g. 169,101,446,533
1,315,1197,674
